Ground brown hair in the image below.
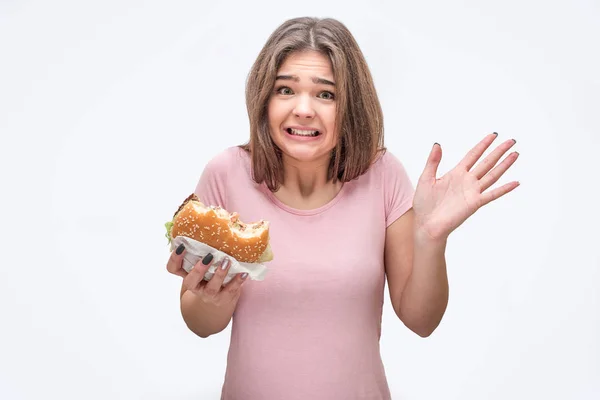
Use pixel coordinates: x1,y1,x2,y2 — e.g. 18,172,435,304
239,17,386,192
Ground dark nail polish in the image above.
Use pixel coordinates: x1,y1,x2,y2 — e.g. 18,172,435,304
493,132,498,135
176,244,185,255
241,272,248,280
202,253,213,265
434,142,439,146
512,139,517,144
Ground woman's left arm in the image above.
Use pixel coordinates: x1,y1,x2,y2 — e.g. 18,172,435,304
385,210,449,338
385,133,520,337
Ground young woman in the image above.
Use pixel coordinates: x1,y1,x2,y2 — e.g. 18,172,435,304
166,17,519,400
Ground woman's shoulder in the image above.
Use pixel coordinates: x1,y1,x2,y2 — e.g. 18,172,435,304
195,146,250,208
203,145,248,173
355,148,407,183
351,148,413,196
371,148,406,170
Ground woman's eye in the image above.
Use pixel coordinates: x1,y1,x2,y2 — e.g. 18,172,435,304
319,91,335,100
276,87,293,95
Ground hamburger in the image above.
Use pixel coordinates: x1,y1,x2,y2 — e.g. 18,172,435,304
165,193,273,263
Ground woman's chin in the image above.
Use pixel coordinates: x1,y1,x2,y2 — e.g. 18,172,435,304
280,146,332,164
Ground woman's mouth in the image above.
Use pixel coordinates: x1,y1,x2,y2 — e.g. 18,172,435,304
286,128,321,137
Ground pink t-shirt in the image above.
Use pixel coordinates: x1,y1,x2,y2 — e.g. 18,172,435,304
194,146,414,400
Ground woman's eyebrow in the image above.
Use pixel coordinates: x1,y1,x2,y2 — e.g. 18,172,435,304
275,75,336,87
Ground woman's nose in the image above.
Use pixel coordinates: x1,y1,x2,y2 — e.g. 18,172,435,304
293,95,315,119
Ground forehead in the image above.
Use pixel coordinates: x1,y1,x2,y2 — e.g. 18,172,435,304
277,50,333,78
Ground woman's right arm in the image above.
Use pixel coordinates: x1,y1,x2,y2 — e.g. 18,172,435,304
167,244,249,338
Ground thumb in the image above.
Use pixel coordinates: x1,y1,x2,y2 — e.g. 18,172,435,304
421,142,442,182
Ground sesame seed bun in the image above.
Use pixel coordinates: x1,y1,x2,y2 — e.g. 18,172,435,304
169,194,272,263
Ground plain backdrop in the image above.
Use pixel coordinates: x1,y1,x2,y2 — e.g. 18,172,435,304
1,0,599,399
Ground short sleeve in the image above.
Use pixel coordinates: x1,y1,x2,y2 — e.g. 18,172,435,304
382,151,415,227
193,149,231,210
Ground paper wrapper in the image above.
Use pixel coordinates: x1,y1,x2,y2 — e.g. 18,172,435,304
170,236,269,285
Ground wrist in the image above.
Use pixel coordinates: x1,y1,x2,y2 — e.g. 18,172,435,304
414,226,448,250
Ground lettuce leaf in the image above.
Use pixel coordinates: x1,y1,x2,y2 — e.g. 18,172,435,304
164,220,174,245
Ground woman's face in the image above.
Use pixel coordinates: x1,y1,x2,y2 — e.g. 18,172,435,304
267,50,338,164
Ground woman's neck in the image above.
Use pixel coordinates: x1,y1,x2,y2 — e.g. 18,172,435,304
274,154,343,210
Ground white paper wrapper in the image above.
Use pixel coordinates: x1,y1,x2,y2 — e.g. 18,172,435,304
170,236,269,285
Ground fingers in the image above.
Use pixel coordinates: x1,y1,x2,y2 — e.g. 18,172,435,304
479,151,520,192
182,253,214,293
166,243,188,278
221,272,249,300
168,248,250,304
459,132,498,171
472,139,517,180
480,180,520,207
421,143,442,183
202,256,232,299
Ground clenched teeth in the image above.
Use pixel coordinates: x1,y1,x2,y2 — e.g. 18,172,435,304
287,128,319,137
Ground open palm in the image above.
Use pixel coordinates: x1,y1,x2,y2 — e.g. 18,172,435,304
412,133,520,241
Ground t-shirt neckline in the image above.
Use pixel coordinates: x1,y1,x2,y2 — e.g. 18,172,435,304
260,181,349,216
236,146,349,216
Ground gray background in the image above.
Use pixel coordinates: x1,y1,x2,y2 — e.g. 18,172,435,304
1,0,598,399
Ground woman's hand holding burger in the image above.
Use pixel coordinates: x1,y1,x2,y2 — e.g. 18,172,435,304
166,243,249,306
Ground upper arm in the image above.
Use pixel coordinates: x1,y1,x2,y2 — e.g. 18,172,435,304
384,208,415,319
379,150,416,319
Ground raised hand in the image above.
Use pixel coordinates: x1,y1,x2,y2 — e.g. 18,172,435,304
412,132,520,241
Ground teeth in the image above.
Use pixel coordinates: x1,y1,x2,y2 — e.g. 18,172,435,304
289,128,318,137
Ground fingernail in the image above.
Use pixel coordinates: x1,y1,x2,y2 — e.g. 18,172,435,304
176,244,185,255
512,139,517,144
221,258,230,270
493,132,498,135
241,273,248,280
202,253,213,265
434,142,439,146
